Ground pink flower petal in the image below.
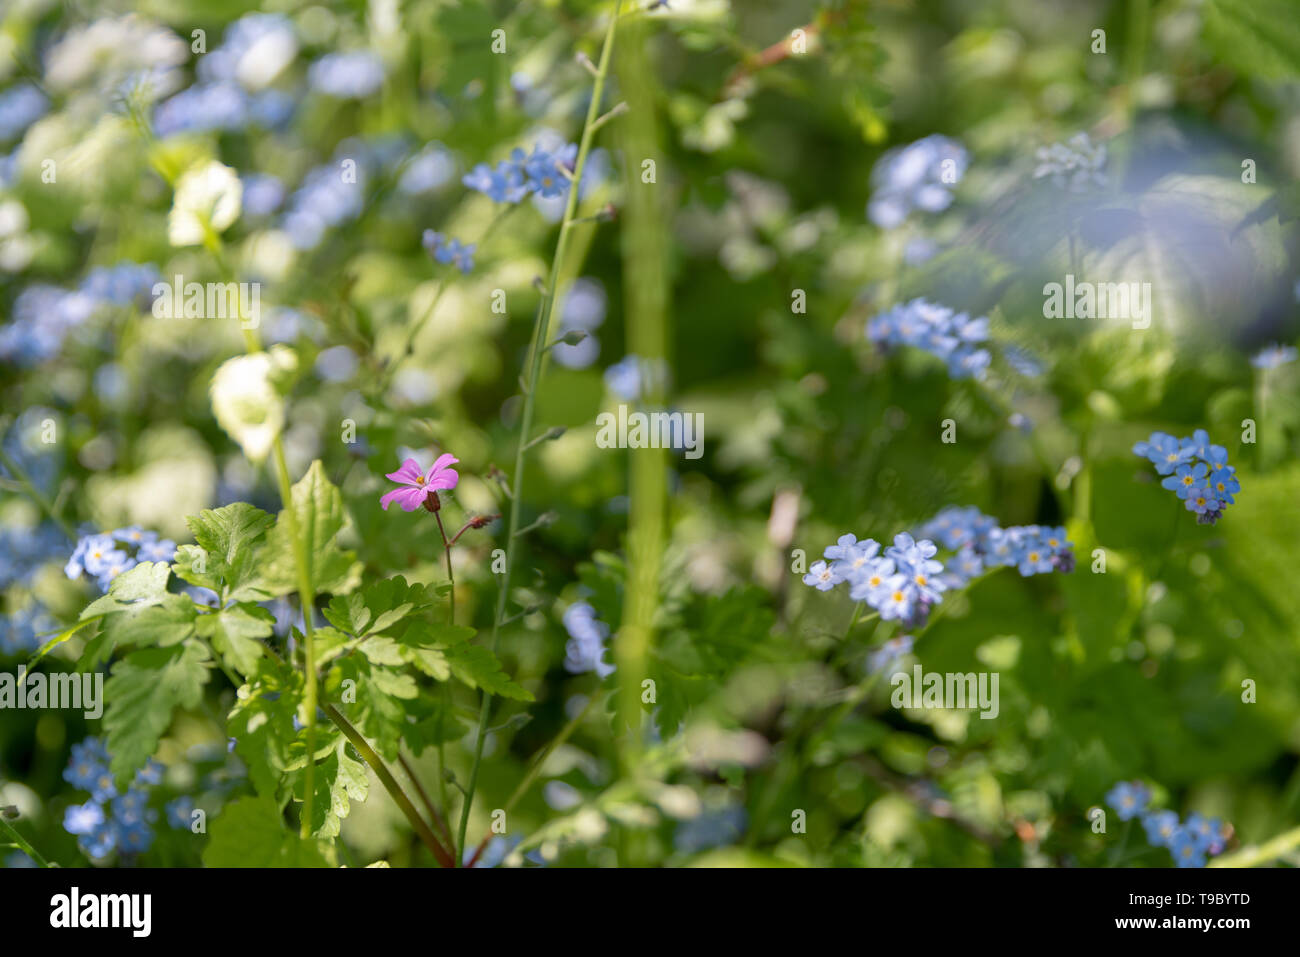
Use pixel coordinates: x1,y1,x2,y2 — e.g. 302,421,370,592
427,467,459,491
385,458,425,486
380,486,427,512
429,453,460,475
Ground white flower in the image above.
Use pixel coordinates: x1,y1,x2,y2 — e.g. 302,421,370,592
210,346,297,462
169,161,243,247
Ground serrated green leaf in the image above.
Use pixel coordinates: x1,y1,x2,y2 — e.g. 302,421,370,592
295,742,369,839
227,656,302,797
393,620,477,648
443,643,533,701
325,657,405,760
358,635,406,667
262,460,362,597
196,603,272,676
80,561,172,618
115,594,199,647
323,592,370,636
184,502,276,597
201,796,328,867
324,576,441,637
369,666,418,699
104,643,210,784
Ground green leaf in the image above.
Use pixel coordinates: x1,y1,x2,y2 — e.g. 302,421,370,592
444,643,532,701
227,656,303,797
399,694,467,754
323,592,370,637
196,603,272,676
262,460,362,597
323,576,442,637
114,595,199,647
325,657,409,761
104,643,210,783
201,796,328,867
295,742,369,839
80,561,172,618
173,502,276,601
395,620,532,700
1204,0,1300,79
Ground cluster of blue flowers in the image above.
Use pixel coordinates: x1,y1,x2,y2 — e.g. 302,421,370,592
0,263,159,365
867,134,968,229
154,83,292,138
1132,429,1239,525
463,142,579,204
802,533,948,629
917,505,1076,582
66,526,176,593
1105,782,1229,868
867,298,991,380
278,137,405,250
152,14,296,137
62,738,163,860
562,601,615,678
421,230,475,274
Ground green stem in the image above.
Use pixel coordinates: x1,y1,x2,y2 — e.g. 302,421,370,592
324,704,455,867
614,8,669,778
271,434,319,841
0,815,52,868
381,205,517,392
456,0,625,860
433,508,456,832
133,103,327,844
397,751,455,855
466,690,606,866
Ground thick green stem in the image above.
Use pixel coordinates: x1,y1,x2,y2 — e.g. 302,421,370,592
614,6,669,777
324,704,455,867
270,439,320,839
456,0,625,859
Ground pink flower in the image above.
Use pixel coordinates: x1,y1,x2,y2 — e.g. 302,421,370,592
380,454,460,512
